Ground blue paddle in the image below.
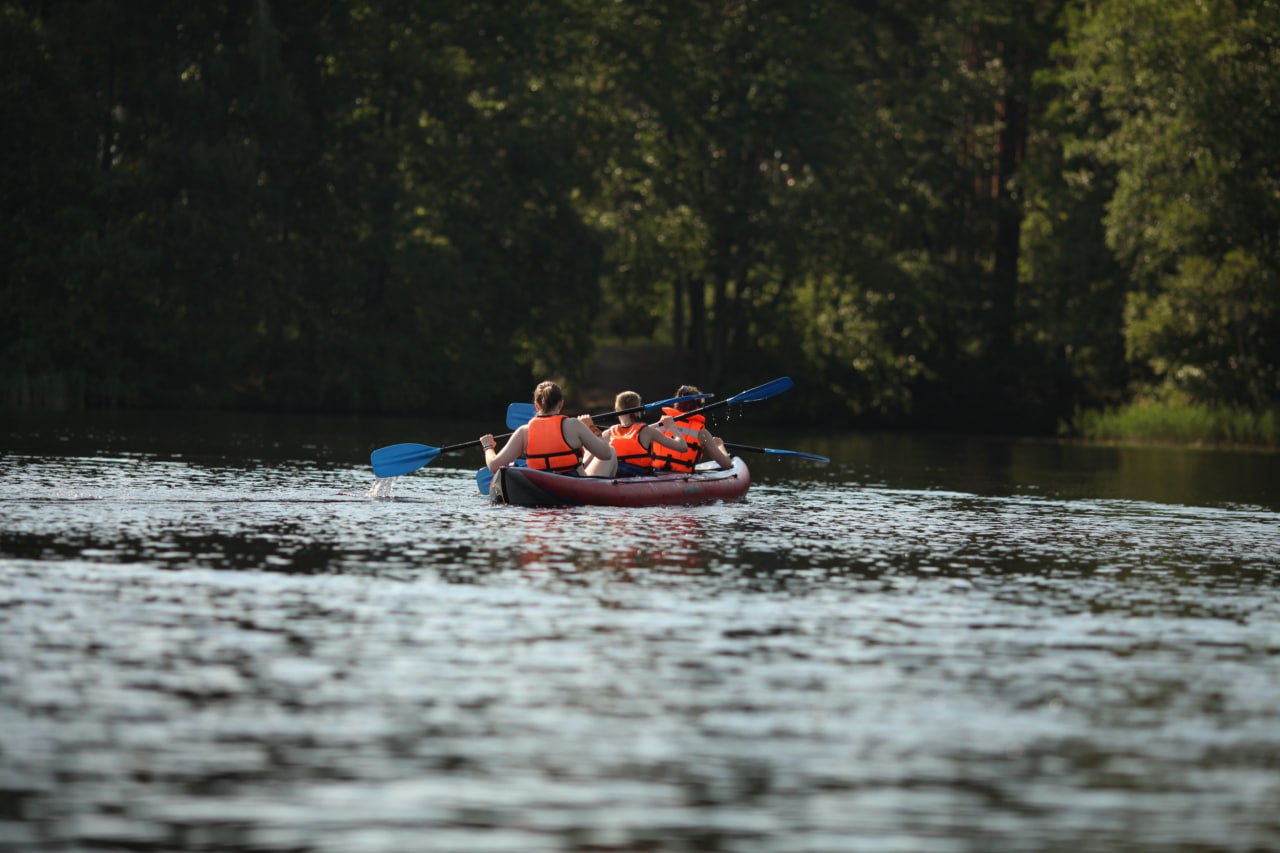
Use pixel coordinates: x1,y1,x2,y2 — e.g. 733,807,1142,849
371,435,513,479
476,458,526,495
503,390,715,431
373,392,712,479
722,443,829,463
508,388,825,464
506,377,794,430
480,376,796,495
660,375,793,420
478,391,710,496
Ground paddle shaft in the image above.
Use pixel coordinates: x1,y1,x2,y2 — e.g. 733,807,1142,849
678,390,770,421
481,398,662,463
458,394,675,452
507,393,713,433
576,393,711,427
441,431,514,455
669,376,791,421
722,442,830,463
575,399,657,426
508,381,787,430
451,397,679,453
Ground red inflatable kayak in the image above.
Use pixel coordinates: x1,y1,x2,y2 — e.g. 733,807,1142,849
491,457,751,507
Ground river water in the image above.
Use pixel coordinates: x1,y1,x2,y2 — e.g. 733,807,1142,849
2,410,1278,852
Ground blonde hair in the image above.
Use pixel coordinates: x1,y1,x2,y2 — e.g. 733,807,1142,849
534,380,563,414
615,390,642,411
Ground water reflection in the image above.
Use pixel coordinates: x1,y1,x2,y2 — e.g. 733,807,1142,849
789,429,1280,510
2,412,1279,851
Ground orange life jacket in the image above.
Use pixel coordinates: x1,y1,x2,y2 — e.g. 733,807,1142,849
525,415,582,473
608,422,654,468
650,407,704,473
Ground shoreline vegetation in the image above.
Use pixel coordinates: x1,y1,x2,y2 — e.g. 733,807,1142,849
4,340,1278,452
1074,400,1280,450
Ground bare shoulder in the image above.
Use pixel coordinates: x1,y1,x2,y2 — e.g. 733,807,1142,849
563,417,592,441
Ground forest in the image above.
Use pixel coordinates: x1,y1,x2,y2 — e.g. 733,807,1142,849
3,0,1278,438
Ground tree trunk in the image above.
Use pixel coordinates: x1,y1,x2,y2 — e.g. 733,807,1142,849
991,68,1027,365
709,265,729,384
686,274,707,379
672,274,685,369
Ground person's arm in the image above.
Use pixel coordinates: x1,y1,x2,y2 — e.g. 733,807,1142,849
566,417,613,460
482,426,526,473
641,416,688,452
699,428,733,468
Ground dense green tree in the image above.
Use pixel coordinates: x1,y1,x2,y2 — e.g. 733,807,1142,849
590,0,1072,424
1019,2,1130,418
1057,0,1280,408
4,0,1277,431
2,0,610,412
591,1,877,384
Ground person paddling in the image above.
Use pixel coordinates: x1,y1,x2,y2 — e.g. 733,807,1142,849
650,384,734,472
481,381,613,477
582,391,689,478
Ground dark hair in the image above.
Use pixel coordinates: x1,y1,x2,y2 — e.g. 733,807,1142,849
534,380,563,413
673,384,701,412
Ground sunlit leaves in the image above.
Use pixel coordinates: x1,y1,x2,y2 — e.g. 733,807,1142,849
1058,0,1280,407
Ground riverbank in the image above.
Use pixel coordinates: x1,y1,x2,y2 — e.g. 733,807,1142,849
1074,399,1280,449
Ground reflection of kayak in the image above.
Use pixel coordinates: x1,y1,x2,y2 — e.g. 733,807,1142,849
491,457,751,508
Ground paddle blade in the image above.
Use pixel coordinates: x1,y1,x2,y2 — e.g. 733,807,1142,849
476,465,495,495
507,403,535,430
477,459,528,495
725,376,793,406
370,443,442,478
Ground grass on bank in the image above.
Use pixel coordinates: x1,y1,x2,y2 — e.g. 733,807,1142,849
1074,399,1280,448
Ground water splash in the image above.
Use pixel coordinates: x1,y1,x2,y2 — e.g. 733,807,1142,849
365,477,397,499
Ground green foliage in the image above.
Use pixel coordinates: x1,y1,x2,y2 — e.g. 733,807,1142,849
590,0,888,387
1075,394,1280,447
1125,250,1279,406
1057,0,1280,409
1,0,606,412
3,0,1277,436
1020,15,1130,414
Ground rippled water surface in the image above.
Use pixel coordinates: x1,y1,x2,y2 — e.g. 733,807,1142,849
2,411,1279,852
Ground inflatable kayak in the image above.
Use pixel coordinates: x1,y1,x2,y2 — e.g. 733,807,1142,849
491,457,751,508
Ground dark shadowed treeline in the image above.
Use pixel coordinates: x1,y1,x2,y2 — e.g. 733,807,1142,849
3,0,1278,433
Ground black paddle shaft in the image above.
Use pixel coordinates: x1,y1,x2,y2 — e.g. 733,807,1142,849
583,394,713,427
441,430,515,455
675,377,792,422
